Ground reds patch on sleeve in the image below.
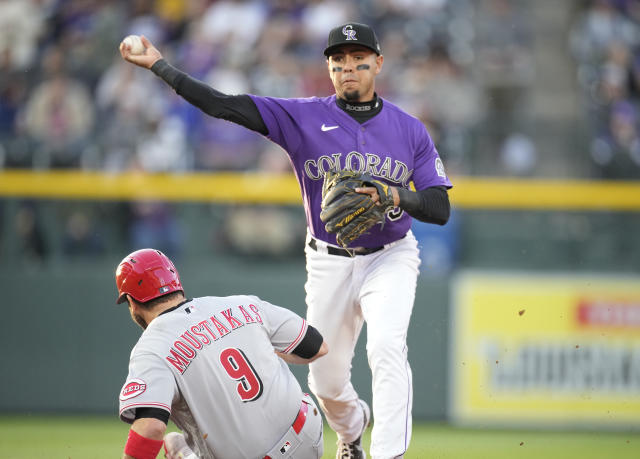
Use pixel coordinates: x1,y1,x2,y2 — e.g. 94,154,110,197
120,378,147,401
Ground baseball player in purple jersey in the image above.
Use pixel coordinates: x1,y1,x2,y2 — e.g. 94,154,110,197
115,248,328,459
120,21,452,459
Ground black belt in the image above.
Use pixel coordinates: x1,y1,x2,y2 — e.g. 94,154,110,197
308,238,385,257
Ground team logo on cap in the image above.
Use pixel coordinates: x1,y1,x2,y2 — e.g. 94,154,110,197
342,25,357,40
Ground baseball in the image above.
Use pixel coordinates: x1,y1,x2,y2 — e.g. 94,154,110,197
122,35,145,55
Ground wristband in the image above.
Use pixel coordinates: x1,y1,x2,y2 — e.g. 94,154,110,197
124,429,164,459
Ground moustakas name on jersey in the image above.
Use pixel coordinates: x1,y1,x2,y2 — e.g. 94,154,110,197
249,94,452,248
164,302,268,374
118,295,308,459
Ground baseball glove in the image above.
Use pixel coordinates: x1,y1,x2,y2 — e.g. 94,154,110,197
320,169,395,248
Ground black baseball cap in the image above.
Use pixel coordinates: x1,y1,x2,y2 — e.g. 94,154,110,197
324,22,382,57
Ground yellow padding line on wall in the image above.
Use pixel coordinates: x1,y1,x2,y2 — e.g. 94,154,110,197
0,170,300,204
449,176,640,210
1,170,640,210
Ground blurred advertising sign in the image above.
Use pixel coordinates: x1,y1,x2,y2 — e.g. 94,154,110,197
449,271,640,428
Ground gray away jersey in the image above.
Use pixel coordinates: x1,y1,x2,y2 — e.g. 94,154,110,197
119,295,309,459
249,94,453,248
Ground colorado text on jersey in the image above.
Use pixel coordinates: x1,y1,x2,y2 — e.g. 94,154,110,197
303,151,413,186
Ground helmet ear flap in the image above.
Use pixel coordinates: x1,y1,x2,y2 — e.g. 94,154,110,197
115,249,183,304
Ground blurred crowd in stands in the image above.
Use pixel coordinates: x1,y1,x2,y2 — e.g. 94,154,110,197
1,0,639,265
3,0,640,177
0,0,505,176
570,0,640,179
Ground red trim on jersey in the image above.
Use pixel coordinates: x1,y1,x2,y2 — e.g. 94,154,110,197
124,429,163,459
283,319,307,353
292,400,309,434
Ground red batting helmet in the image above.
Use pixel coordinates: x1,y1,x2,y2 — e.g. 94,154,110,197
115,248,183,304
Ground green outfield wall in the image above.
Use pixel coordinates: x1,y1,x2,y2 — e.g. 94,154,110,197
0,258,449,420
1,172,638,425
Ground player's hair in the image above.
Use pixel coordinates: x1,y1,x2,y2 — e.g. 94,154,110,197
135,290,185,310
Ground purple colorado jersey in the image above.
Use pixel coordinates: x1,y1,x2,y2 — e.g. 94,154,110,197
250,94,452,248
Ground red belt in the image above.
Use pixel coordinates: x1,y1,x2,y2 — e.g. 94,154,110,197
292,400,309,434
263,400,309,459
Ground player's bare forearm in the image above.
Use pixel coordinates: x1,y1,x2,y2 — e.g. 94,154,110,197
119,35,163,69
131,417,166,439
277,340,328,365
277,351,310,364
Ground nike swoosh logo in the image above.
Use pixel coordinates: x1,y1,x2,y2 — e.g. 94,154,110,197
321,124,339,132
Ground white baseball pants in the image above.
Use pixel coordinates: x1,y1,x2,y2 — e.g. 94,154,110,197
305,231,420,459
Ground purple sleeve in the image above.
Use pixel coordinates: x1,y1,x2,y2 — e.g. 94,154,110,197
248,95,303,158
411,125,453,190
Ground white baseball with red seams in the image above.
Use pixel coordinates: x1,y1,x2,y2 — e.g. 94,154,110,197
122,35,144,55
